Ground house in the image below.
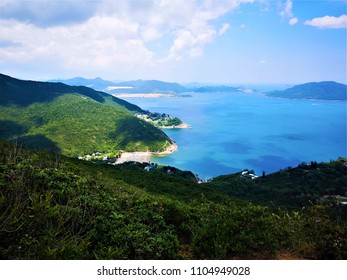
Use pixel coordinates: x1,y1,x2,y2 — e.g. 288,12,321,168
241,169,258,180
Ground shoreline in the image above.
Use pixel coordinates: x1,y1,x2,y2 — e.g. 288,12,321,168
158,123,191,129
114,140,178,164
112,93,177,98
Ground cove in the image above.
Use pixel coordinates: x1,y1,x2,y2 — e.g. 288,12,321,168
122,91,347,179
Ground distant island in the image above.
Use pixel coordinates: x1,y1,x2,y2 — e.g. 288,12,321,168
265,81,347,100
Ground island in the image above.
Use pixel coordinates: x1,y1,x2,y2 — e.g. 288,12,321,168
265,81,347,100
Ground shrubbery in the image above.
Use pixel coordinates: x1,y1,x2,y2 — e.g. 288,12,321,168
0,141,346,259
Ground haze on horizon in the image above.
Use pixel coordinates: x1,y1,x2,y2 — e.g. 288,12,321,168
0,0,346,84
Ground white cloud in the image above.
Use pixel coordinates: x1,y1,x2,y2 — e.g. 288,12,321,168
279,0,294,18
0,0,258,78
289,17,298,25
0,16,154,73
279,0,298,25
219,23,230,36
165,0,255,61
304,15,347,29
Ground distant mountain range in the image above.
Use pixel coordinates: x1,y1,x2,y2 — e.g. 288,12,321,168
49,77,346,99
49,77,242,94
50,77,187,94
0,73,171,156
49,77,117,91
266,81,347,100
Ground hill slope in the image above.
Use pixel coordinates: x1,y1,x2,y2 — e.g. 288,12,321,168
0,74,171,156
207,159,347,209
266,81,347,100
1,140,346,260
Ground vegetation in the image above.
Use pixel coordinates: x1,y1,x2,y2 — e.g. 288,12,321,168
266,81,347,100
135,112,183,128
0,74,171,156
207,160,347,210
0,140,346,260
1,74,346,260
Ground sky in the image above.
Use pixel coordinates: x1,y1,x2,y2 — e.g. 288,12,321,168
0,0,346,84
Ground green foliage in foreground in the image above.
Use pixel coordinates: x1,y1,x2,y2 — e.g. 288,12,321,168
0,141,346,260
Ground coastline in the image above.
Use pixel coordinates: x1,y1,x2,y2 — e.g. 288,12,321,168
158,123,191,129
112,93,177,98
115,140,178,164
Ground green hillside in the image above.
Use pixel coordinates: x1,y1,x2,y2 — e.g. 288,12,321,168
207,159,347,209
266,81,347,100
0,74,170,156
0,140,346,260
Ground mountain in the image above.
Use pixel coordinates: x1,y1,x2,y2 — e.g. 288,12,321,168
50,77,188,94
49,77,247,95
0,73,171,156
49,77,117,91
107,79,187,94
191,85,240,93
266,81,347,100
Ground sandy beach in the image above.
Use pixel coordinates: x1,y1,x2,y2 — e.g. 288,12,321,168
115,141,178,164
112,93,177,98
158,123,191,129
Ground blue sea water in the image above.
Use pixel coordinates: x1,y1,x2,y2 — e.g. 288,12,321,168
122,91,347,179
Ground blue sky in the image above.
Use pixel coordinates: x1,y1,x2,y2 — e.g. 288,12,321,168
0,0,346,84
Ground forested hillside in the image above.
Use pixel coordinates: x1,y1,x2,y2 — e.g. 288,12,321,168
0,74,170,156
208,160,347,209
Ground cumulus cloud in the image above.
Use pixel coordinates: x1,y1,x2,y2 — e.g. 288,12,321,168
166,0,255,60
0,0,257,77
279,0,298,25
304,15,347,29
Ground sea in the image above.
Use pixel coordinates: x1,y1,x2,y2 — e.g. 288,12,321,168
121,88,347,180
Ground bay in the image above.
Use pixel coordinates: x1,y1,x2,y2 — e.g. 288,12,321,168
122,91,347,180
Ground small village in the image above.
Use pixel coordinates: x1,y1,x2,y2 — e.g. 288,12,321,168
78,151,119,163
134,111,183,128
